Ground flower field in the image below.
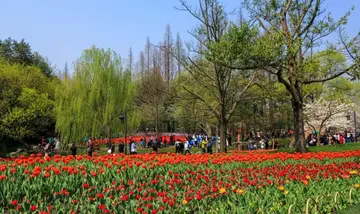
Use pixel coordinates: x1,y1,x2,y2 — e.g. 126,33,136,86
1,151,360,213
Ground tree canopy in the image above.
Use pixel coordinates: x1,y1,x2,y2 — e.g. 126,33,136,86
1,1,359,154
219,0,360,152
0,38,56,77
55,46,139,145
0,60,56,146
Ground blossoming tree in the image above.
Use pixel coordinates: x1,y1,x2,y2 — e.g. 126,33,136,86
304,99,354,139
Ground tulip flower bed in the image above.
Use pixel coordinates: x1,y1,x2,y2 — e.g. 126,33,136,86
1,151,360,213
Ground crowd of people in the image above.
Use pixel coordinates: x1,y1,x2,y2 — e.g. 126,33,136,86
41,129,356,157
246,138,280,150
175,134,217,154
241,131,284,150
80,134,229,156
39,136,61,157
83,138,139,157
68,132,280,157
308,132,357,146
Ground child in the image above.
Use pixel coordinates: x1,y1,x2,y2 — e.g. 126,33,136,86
70,143,77,156
201,139,207,154
184,140,191,154
130,141,137,154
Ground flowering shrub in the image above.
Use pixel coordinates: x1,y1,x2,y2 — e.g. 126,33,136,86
1,151,360,213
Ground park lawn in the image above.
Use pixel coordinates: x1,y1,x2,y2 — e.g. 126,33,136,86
59,141,360,156
276,142,360,153
60,144,238,156
57,139,360,156
336,205,360,214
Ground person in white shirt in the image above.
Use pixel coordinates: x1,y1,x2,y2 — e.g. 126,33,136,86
175,140,180,154
346,132,351,143
260,139,265,150
54,137,61,150
130,142,137,154
184,140,191,154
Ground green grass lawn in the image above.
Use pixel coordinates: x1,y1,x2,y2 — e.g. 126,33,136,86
276,142,360,153
57,140,360,156
336,205,360,214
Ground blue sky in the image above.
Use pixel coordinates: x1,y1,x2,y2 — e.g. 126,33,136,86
1,0,359,72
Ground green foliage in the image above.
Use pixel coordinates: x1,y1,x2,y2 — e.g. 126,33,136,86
277,142,360,153
0,37,56,76
0,38,33,65
228,0,360,152
32,52,57,77
338,205,360,214
1,88,54,140
173,66,218,134
0,61,55,141
55,46,139,145
302,51,355,103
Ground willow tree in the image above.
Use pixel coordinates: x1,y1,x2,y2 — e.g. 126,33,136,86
55,46,138,145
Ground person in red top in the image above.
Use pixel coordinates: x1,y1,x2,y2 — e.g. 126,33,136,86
339,135,345,144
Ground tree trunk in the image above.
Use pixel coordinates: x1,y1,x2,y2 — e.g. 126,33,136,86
317,124,324,145
219,103,227,153
219,120,226,153
155,105,159,136
204,122,212,138
215,120,219,153
292,100,308,153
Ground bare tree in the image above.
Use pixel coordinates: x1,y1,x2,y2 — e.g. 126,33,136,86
152,44,162,74
138,51,146,78
163,24,174,87
128,47,133,73
144,37,152,73
177,0,257,152
61,62,70,80
136,71,167,135
175,32,185,76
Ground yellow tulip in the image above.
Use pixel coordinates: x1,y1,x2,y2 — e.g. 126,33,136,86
350,170,358,175
236,189,244,195
182,199,188,205
219,187,226,194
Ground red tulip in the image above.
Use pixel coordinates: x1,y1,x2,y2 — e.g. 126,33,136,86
10,200,18,206
30,205,37,211
121,195,129,201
